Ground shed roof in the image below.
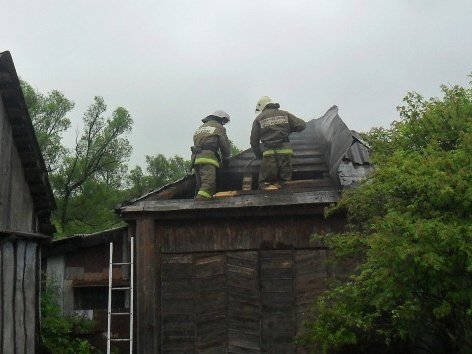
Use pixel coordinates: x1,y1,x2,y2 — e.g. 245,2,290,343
44,226,127,257
0,51,56,234
119,106,371,216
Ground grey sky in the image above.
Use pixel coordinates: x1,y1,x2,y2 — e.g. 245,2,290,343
2,0,471,168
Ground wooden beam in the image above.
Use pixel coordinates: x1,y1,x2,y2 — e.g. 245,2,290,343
242,174,253,191
279,179,336,189
221,164,328,174
122,190,340,214
135,218,160,353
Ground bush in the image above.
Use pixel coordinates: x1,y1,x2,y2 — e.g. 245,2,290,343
301,79,472,353
41,275,96,354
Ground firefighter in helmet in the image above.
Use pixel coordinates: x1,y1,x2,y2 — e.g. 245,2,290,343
250,96,306,189
191,110,231,200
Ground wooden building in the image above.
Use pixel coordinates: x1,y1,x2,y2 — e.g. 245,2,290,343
44,227,132,353
116,105,372,353
0,51,56,353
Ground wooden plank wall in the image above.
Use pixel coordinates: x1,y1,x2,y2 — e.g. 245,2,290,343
136,219,160,353
0,103,13,228
153,215,344,353
161,254,194,353
0,238,39,354
160,250,327,353
227,251,260,353
260,250,295,353
0,103,35,232
160,215,343,253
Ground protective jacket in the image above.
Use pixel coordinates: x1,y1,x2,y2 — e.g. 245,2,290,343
192,118,231,168
250,104,306,158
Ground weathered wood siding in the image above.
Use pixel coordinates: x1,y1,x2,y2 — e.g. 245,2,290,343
0,102,35,232
135,214,343,353
0,236,40,354
45,229,131,353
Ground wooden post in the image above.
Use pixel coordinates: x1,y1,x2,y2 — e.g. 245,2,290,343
135,218,160,353
242,174,253,191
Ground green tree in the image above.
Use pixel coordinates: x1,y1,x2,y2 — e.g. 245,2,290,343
21,80,133,236
126,154,191,200
126,165,151,198
61,178,127,235
41,275,95,353
146,154,190,186
230,139,242,156
302,80,472,353
21,80,74,171
52,96,132,235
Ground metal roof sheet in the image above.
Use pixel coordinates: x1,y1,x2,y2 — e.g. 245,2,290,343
121,105,371,209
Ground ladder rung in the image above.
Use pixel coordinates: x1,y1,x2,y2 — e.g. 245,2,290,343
111,312,131,315
111,262,131,265
110,338,131,342
112,287,131,290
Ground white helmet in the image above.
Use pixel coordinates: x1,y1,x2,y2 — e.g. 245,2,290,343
203,110,230,124
255,96,278,113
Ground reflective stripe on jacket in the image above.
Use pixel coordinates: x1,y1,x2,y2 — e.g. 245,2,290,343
262,147,294,157
194,156,219,167
192,119,230,167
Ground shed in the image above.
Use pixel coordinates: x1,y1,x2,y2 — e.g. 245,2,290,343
118,105,371,353
44,227,131,353
0,51,56,353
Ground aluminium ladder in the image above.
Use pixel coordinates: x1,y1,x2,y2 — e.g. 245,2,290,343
107,237,134,354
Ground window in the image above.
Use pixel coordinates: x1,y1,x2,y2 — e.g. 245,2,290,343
74,286,126,310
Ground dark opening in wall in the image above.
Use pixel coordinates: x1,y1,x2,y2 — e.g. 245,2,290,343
74,286,126,310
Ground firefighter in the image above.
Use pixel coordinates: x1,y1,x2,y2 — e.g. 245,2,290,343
250,96,306,189
191,110,231,200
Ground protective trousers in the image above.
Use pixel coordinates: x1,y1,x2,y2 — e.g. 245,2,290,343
258,153,292,188
195,164,216,199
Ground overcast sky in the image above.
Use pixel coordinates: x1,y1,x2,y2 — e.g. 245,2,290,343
2,0,471,167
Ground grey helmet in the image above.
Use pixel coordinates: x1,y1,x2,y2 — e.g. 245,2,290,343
203,110,230,124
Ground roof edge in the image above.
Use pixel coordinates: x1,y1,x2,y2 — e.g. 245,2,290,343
0,51,56,234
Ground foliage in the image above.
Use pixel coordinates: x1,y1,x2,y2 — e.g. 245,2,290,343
23,80,240,236
41,276,96,354
126,154,191,200
52,96,133,235
230,140,242,156
302,80,472,353
59,178,128,235
146,154,190,187
21,80,74,171
126,165,149,197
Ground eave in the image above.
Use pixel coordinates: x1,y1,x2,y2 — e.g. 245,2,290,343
120,190,340,220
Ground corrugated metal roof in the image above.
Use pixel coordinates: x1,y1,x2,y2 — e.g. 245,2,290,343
347,131,371,165
312,105,371,184
122,105,371,207
44,226,127,256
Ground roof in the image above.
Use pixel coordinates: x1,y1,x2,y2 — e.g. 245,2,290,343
0,51,56,234
0,230,52,243
118,105,372,216
44,226,127,257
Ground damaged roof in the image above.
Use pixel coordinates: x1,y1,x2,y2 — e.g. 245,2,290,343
118,105,372,216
